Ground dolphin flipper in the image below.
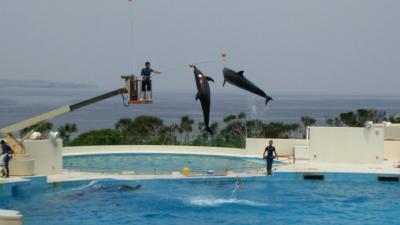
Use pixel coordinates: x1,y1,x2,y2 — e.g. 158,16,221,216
223,80,226,87
195,92,201,101
206,77,215,82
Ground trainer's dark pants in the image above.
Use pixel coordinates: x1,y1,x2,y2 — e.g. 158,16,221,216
266,157,273,175
3,157,10,177
141,80,152,92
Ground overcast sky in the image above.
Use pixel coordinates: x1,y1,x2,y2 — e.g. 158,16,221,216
1,0,399,95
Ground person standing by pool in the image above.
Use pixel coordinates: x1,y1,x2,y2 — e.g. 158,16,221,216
141,61,161,100
1,140,13,178
263,140,278,176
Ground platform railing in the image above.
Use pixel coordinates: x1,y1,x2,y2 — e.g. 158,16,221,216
128,78,152,101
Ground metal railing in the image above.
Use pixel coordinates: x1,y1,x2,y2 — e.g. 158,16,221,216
128,77,152,101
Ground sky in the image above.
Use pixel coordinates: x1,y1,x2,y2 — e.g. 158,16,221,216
0,0,399,95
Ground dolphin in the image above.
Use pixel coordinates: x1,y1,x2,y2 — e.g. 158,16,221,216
192,65,214,134
64,184,142,200
223,67,273,105
96,184,142,192
117,184,142,191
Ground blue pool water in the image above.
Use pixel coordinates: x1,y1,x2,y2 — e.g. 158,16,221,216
63,154,266,174
1,176,399,225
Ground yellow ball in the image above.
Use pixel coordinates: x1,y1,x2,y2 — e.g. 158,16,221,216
182,167,190,176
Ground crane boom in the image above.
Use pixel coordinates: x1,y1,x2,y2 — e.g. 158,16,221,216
0,76,153,176
0,87,127,154
1,88,127,135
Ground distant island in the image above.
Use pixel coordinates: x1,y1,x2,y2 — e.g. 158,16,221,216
0,79,96,89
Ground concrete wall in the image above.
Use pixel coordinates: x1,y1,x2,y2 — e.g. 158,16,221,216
309,127,384,164
372,123,400,140
23,139,63,175
384,124,400,141
245,138,309,157
384,141,400,161
64,145,247,158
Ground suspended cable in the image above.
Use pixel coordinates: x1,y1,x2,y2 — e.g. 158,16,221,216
127,0,136,72
161,53,227,73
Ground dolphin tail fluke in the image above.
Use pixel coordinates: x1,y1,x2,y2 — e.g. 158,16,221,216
265,96,273,106
205,126,213,135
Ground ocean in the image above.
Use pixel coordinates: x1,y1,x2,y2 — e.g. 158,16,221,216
1,87,399,135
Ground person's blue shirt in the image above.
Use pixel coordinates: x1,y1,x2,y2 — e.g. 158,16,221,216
141,68,154,79
2,144,12,155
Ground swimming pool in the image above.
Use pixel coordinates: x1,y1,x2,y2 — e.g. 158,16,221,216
63,154,267,174
1,175,399,225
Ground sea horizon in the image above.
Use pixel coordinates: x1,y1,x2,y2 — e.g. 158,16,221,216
1,86,399,135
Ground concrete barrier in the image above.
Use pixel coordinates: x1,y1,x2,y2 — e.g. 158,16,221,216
384,141,400,161
23,139,63,175
245,138,309,157
372,123,400,141
309,127,384,164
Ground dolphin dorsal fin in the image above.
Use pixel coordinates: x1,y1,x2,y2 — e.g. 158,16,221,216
237,71,244,77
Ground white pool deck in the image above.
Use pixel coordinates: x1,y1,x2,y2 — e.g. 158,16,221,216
46,160,400,183
1,146,399,184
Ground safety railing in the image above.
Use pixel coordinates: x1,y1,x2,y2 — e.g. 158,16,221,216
127,77,152,101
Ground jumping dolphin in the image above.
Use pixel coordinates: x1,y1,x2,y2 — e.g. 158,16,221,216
223,67,273,105
192,65,214,134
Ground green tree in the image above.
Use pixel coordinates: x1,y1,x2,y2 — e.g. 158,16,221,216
20,121,53,139
179,116,194,143
387,115,400,123
263,122,300,139
301,116,316,127
209,122,219,136
301,116,316,138
326,117,342,127
115,118,133,133
114,116,165,144
339,109,386,127
162,123,179,145
246,119,265,138
70,129,124,146
58,123,77,144
238,112,246,120
218,114,247,148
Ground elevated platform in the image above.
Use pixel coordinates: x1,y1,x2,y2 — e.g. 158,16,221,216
128,99,153,104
